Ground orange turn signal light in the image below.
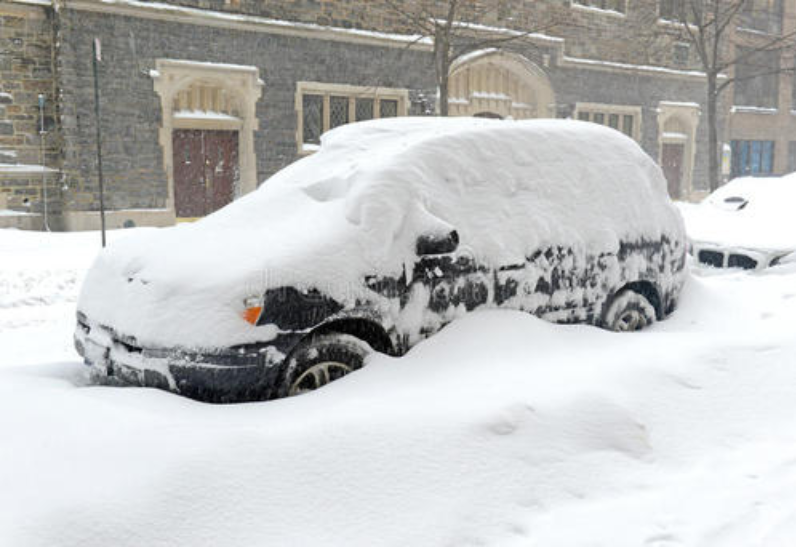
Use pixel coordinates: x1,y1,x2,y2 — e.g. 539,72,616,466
243,306,262,325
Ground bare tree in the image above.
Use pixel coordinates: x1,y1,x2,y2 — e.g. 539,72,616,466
378,0,562,116
664,0,796,190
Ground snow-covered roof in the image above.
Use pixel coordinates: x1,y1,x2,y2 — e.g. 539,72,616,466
679,173,796,251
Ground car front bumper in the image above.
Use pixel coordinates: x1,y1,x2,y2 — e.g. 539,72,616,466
74,312,303,403
691,242,792,271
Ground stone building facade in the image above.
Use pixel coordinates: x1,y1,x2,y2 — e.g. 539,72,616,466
0,0,782,230
727,0,796,179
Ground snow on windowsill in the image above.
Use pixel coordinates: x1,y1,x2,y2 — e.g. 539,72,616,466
0,163,57,174
656,18,698,32
562,55,718,79
446,21,564,44
731,106,778,115
471,91,512,101
659,101,700,109
0,209,36,217
7,0,52,6
300,143,321,155
736,25,780,38
173,110,240,121
571,3,626,19
662,132,688,140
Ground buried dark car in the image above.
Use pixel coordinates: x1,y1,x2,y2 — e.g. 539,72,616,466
75,118,687,402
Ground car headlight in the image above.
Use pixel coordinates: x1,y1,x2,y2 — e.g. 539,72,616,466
242,296,263,325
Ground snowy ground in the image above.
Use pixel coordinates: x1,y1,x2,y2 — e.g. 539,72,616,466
1,227,796,546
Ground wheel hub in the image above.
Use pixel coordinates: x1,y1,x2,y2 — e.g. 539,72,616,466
289,361,354,396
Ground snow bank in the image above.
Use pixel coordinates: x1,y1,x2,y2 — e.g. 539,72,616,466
3,228,796,544
679,173,796,251
78,118,683,349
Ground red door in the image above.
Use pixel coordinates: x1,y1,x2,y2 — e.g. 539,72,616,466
661,143,684,200
173,129,239,218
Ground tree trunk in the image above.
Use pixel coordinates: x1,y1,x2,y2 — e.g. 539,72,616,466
435,27,450,116
707,72,721,191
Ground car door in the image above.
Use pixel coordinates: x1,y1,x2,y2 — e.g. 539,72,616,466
406,230,491,340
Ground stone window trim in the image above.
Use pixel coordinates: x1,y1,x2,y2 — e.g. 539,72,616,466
151,59,263,214
571,0,627,18
295,82,409,155
573,103,642,141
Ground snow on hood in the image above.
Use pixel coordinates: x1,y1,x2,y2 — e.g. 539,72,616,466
78,117,682,349
679,173,796,251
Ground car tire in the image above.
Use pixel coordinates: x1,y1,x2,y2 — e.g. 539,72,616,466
279,332,371,398
603,289,656,332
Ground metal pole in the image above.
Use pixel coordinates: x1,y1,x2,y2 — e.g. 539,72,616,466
38,93,50,232
92,38,106,247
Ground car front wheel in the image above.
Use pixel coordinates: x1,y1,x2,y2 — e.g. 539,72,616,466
603,289,656,332
279,332,371,398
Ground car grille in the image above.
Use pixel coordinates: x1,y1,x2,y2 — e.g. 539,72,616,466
697,249,725,268
727,254,758,270
696,249,758,270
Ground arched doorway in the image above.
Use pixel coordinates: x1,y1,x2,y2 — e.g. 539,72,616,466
658,102,700,200
447,50,555,119
152,60,262,220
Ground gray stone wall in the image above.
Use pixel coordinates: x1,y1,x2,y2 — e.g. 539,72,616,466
55,8,436,212
0,1,60,213
548,63,719,191
53,4,722,216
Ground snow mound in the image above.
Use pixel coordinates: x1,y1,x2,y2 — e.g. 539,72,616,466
4,230,796,544
679,173,796,251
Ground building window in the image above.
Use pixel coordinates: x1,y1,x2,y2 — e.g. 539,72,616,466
733,47,780,109
739,0,783,34
574,103,642,140
302,94,324,146
731,140,775,177
574,0,626,13
659,0,701,22
296,82,409,152
673,42,690,67
659,0,681,21
789,141,796,173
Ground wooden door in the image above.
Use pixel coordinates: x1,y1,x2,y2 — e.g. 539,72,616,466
172,129,239,218
661,143,684,200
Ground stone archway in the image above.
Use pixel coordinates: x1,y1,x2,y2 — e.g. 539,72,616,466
448,50,555,119
152,59,263,218
658,102,700,200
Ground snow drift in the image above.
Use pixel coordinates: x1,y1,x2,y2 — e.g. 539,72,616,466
679,172,796,251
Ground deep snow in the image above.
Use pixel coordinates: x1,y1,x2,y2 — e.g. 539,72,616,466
2,227,796,545
678,173,796,251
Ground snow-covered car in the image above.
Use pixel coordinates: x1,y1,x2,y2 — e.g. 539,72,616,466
75,118,687,402
679,173,796,270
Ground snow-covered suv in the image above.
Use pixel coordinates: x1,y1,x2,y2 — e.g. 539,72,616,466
75,117,687,402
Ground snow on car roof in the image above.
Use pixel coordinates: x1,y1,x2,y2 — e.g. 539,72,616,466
679,172,796,251
214,116,680,264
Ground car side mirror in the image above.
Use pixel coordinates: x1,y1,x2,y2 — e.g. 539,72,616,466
416,230,459,256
